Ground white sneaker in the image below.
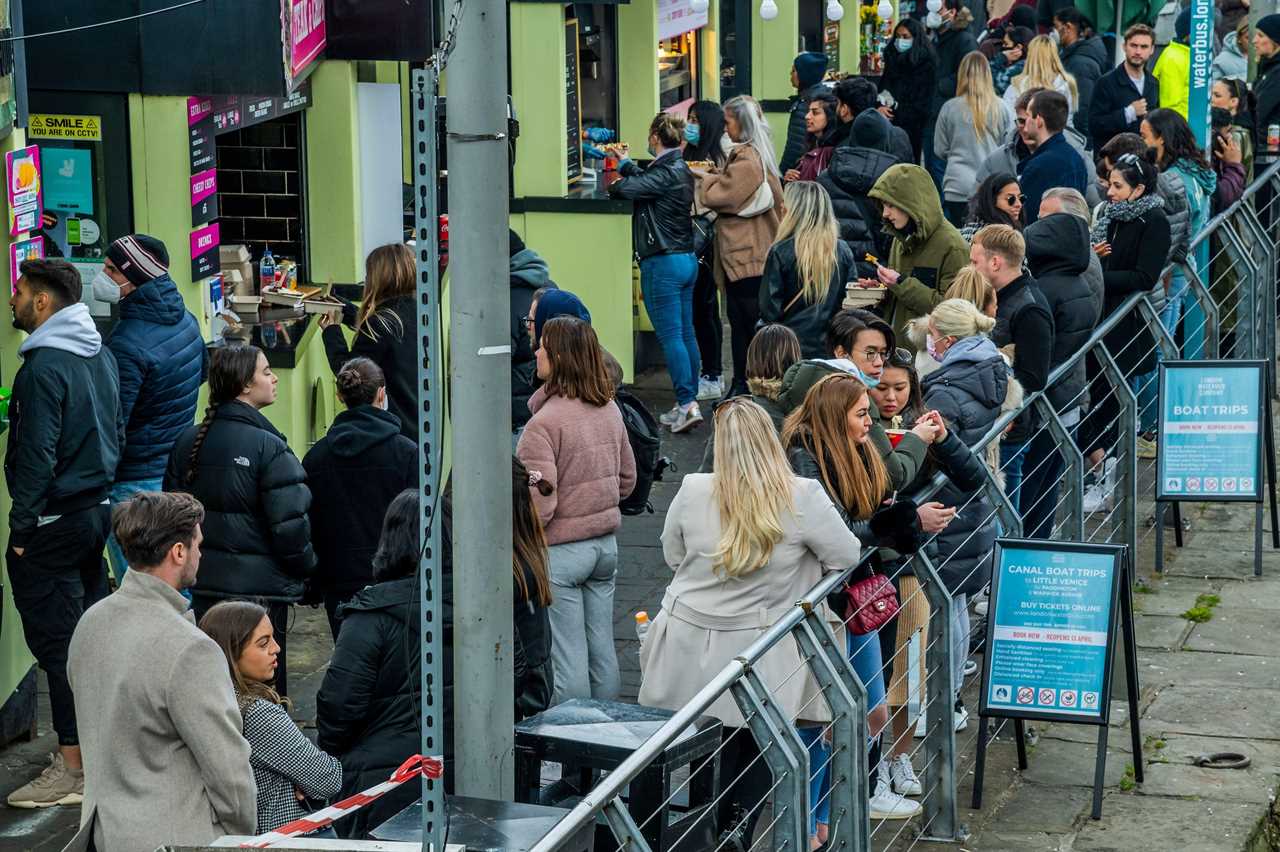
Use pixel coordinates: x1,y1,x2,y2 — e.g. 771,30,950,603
697,376,724,400
974,599,988,618
913,708,927,738
871,768,922,819
670,403,704,434
963,659,979,677
953,700,970,732
889,753,922,796
1083,457,1119,513
658,405,681,427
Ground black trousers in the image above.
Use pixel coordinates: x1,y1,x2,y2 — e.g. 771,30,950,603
693,259,723,378
7,504,112,746
724,275,762,391
717,726,773,844
193,594,292,697
1020,422,1071,539
943,200,968,228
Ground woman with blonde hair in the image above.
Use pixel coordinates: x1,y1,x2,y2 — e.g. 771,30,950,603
760,181,855,357
1003,35,1078,117
936,52,1015,226
639,396,864,842
944,266,997,318
321,243,418,438
696,95,785,396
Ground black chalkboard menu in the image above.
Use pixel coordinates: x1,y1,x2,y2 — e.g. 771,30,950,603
566,18,583,185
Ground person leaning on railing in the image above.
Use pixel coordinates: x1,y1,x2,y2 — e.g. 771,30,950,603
637,397,868,845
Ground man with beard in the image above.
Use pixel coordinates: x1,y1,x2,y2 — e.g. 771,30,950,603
1087,23,1159,152
4,259,122,809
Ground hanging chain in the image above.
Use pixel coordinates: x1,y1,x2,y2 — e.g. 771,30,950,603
431,0,466,71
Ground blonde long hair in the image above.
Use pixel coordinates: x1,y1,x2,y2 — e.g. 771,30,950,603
1013,36,1078,106
774,182,839,308
944,267,996,316
356,243,416,342
724,95,781,178
956,52,1006,144
781,374,890,520
710,398,797,578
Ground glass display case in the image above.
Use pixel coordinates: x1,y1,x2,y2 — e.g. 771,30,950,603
659,31,698,112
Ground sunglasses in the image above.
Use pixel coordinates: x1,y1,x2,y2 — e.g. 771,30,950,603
1004,193,1026,205
885,347,913,368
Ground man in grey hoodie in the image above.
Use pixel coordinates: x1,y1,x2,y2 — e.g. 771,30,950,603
5,258,122,808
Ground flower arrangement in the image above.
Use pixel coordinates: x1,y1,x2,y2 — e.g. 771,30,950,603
858,1,893,74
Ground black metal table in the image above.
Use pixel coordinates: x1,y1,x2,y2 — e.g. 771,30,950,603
370,796,594,852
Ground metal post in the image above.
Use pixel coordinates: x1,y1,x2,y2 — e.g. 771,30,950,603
1030,396,1086,541
1095,345,1138,557
912,552,959,842
447,0,515,799
411,66,447,852
729,671,809,850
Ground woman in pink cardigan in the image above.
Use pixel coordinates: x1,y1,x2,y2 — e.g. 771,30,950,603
516,317,636,703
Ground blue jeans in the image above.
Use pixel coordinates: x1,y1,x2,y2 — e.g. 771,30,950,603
640,252,701,406
106,478,165,583
1131,371,1159,434
999,440,1031,513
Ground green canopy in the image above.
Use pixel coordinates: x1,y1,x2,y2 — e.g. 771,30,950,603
1075,0,1162,34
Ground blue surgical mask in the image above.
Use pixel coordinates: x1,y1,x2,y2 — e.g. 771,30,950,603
895,37,914,52
684,123,701,145
859,369,881,389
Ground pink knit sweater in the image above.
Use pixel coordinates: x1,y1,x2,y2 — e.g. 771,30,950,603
516,386,637,545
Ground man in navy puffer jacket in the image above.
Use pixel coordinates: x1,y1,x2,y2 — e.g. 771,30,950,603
98,234,207,581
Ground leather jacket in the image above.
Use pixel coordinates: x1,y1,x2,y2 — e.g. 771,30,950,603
608,149,695,260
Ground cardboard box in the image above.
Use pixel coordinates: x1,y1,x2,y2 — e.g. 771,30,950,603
220,244,254,294
221,268,246,296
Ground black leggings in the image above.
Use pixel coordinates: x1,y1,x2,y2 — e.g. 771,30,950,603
717,726,774,844
724,275,762,391
693,259,723,378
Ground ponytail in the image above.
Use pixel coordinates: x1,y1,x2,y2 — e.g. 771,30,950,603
185,344,264,486
185,405,216,487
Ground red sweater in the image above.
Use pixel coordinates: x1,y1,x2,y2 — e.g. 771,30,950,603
516,387,637,545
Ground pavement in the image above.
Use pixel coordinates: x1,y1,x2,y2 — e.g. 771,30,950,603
0,366,1277,850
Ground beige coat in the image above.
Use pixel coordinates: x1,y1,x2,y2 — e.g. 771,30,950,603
638,474,861,728
698,144,784,285
63,570,255,852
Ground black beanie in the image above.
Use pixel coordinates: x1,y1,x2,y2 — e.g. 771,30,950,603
1175,7,1191,42
793,52,829,89
509,229,526,257
1258,13,1280,44
107,234,169,287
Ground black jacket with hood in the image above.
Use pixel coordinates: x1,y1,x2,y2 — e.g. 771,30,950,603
760,238,856,358
510,250,555,429
1061,34,1108,138
1024,213,1100,417
164,400,316,602
323,295,418,441
302,405,418,598
818,126,900,276
5,303,122,549
934,10,979,112
1254,55,1280,152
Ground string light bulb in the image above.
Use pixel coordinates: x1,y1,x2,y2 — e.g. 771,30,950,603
826,0,844,20
876,0,893,21
760,0,779,19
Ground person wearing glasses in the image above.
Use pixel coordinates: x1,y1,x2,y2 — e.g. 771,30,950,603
960,173,1024,243
638,396,865,844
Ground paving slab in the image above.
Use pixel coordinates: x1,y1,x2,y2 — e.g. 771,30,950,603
1152,733,1280,776
978,782,1093,834
1143,685,1280,741
1140,649,1280,691
1071,793,1260,852
1017,737,1130,789
1214,577,1280,610
1162,544,1280,580
1138,757,1277,804
1135,614,1191,650
1184,608,1278,657
1130,577,1219,617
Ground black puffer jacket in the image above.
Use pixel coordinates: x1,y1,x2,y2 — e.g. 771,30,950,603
782,83,831,174
302,405,417,598
760,238,856,358
323,295,418,440
164,400,316,602
1061,35,1107,137
510,250,555,429
920,338,1007,595
1100,204,1172,378
316,576,426,838
934,13,979,111
1024,213,1101,416
817,144,899,276
607,149,694,260
1253,55,1280,152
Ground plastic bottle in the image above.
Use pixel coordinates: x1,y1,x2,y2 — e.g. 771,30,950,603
634,611,650,642
259,247,275,292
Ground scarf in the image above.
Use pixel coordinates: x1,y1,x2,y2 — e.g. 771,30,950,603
1089,194,1163,245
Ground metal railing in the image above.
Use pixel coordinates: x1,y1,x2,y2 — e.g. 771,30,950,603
527,159,1280,852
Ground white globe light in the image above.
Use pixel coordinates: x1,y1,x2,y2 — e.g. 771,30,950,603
926,10,942,27
760,0,779,19
925,0,942,11
876,0,893,21
826,0,844,20
691,0,709,13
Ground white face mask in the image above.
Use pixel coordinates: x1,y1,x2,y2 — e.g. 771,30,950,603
91,269,122,304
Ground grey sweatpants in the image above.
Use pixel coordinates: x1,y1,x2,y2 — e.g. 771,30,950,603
548,533,621,704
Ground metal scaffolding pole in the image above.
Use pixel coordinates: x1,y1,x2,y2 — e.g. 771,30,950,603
446,0,515,803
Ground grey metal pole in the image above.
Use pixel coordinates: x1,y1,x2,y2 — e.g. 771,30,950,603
447,0,515,800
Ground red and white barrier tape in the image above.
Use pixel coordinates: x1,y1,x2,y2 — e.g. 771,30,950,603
239,753,444,848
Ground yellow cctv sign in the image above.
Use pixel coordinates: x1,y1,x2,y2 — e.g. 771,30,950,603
28,114,102,142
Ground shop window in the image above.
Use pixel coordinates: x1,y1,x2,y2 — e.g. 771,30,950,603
216,114,307,278
719,0,750,100
571,4,620,137
659,31,699,112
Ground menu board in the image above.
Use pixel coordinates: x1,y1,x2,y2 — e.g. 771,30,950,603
566,19,583,185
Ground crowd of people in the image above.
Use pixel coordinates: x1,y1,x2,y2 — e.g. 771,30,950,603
2,6,1274,850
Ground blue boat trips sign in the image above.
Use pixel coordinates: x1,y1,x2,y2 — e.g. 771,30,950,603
981,540,1125,725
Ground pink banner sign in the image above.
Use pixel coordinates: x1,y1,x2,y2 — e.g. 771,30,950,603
287,0,326,83
187,97,213,127
6,145,42,238
190,169,217,206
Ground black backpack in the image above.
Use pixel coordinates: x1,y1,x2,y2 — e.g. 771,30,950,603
615,388,673,515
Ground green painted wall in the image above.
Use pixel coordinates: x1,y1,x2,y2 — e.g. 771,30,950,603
700,3,723,102
511,2,568,198
306,62,363,286
618,0,661,149
510,211,635,382
754,0,800,153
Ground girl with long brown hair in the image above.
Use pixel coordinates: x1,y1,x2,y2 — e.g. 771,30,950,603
511,457,555,717
516,317,636,704
199,601,342,836
320,242,418,438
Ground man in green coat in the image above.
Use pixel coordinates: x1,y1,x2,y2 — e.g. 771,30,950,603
862,164,970,351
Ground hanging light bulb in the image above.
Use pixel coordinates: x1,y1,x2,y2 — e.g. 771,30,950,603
876,0,893,21
691,0,709,13
925,0,942,11
925,10,942,27
760,0,779,19
826,0,844,20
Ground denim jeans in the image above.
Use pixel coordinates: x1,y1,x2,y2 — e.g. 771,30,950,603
999,440,1031,513
106,478,166,583
798,725,832,834
640,252,701,406
547,534,621,703
1131,371,1158,434
950,594,969,696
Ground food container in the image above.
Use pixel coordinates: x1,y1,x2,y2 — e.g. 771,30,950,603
226,294,262,315
885,428,907,448
844,283,888,310
302,295,346,315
